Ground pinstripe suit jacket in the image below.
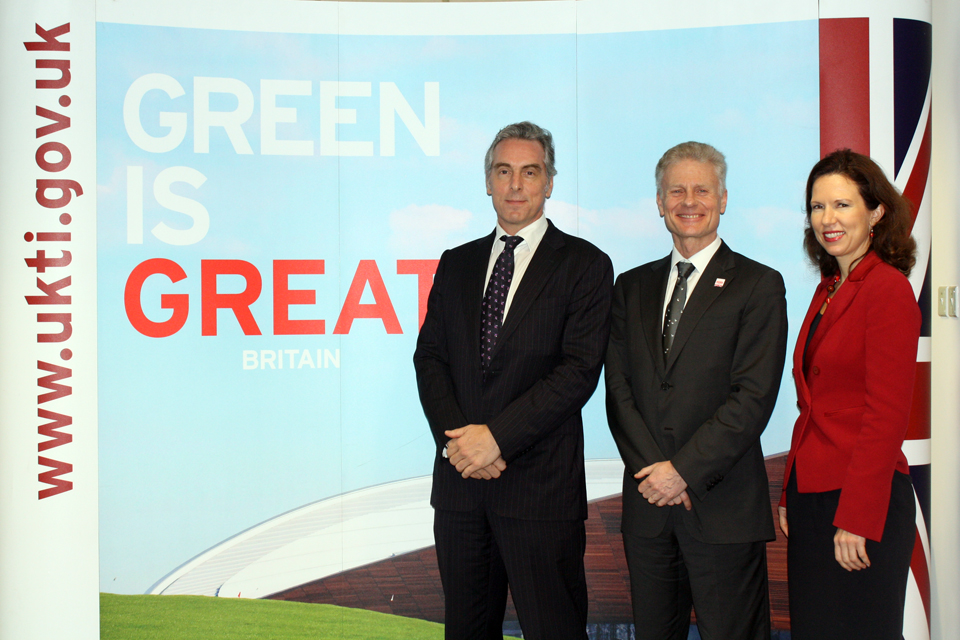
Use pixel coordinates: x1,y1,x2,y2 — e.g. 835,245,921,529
414,219,613,522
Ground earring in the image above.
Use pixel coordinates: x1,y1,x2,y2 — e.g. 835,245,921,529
870,227,874,238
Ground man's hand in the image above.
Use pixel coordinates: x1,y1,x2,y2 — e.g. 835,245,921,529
467,456,508,480
666,490,693,511
834,528,870,571
635,460,688,507
445,424,502,478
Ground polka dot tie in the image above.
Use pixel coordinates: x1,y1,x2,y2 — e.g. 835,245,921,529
480,235,523,369
662,261,695,363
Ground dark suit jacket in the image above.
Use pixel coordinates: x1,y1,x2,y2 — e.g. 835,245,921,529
780,251,920,542
414,219,613,522
605,241,787,544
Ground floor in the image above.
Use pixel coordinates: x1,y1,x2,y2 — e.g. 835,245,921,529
502,623,792,639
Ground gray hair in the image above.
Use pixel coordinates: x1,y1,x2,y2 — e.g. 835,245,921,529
484,121,557,179
655,141,727,197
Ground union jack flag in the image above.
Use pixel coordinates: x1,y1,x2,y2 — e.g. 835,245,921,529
820,9,931,639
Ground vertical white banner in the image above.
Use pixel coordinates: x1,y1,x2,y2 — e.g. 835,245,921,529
0,0,98,639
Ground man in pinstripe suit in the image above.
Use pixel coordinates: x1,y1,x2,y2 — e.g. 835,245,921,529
414,122,613,640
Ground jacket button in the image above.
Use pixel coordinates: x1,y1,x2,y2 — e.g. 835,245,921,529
811,366,820,375
660,382,670,391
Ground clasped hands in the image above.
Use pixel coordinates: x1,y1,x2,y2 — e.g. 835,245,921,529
445,424,507,480
636,460,692,511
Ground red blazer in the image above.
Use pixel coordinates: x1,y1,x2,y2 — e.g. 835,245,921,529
780,251,920,542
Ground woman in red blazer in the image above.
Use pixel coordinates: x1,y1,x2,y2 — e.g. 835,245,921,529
778,149,920,640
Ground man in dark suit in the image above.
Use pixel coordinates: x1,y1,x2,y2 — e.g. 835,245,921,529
605,141,787,640
414,122,613,640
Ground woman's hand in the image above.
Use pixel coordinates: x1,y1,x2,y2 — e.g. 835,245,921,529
834,528,870,571
778,506,788,537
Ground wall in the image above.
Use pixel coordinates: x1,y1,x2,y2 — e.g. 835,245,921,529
930,0,960,637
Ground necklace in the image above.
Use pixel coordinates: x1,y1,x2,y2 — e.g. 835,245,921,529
825,273,841,304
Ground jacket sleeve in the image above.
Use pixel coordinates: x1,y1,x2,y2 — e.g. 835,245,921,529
672,268,789,500
413,251,468,450
487,250,614,461
604,273,667,474
833,273,920,540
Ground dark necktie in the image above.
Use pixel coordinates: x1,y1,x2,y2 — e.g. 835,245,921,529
481,235,523,368
662,261,695,363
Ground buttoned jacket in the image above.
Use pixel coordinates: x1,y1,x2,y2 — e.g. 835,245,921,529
606,241,787,543
414,219,613,522
780,251,920,541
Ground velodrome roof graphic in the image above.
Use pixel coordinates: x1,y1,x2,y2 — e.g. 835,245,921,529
149,459,627,600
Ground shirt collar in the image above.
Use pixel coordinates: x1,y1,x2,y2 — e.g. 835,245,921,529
493,214,549,253
669,235,722,275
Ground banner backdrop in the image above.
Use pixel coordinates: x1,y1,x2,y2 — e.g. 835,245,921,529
0,0,931,638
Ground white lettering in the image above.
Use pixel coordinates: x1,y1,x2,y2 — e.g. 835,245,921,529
324,349,340,368
124,75,439,158
151,166,209,245
260,350,277,369
297,350,315,369
319,81,373,156
241,348,341,370
380,82,439,156
194,77,254,154
261,80,314,156
124,73,187,153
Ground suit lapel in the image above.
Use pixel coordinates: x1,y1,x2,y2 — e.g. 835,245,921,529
465,232,495,363
805,251,883,364
640,256,671,378
665,242,734,372
494,221,564,356
792,282,828,406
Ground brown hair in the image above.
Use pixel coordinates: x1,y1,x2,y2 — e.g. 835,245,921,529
804,149,916,277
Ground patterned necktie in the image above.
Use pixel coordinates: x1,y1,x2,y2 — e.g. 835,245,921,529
662,261,695,363
481,235,523,368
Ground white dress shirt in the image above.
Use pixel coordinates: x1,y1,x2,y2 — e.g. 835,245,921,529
483,214,549,321
660,236,723,330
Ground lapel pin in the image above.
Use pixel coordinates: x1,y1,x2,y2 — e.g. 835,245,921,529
714,278,725,287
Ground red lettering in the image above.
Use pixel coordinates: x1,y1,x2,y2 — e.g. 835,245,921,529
38,457,72,499
201,260,262,336
38,408,72,452
24,23,70,52
125,259,189,338
37,313,71,342
273,260,325,335
26,276,71,305
36,106,70,138
334,260,402,334
36,141,70,172
37,361,71,403
36,178,82,208
36,59,70,90
25,249,71,273
397,259,438,330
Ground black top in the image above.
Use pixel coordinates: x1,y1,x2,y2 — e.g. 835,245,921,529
803,309,824,373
